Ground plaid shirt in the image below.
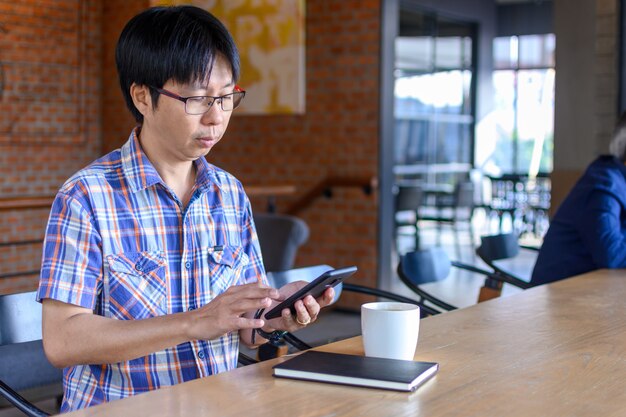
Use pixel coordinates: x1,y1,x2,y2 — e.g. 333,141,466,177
37,130,267,412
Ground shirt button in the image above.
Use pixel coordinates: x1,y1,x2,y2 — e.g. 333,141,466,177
188,306,195,311
135,264,142,271
185,261,192,270
198,351,205,359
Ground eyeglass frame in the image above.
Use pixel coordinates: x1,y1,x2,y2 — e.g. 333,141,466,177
148,85,246,114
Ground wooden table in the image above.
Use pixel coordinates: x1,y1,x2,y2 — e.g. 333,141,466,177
62,269,626,417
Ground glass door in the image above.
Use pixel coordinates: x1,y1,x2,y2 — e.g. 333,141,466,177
393,7,477,256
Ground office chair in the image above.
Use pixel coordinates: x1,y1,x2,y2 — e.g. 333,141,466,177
397,247,518,314
476,233,539,288
0,291,63,417
253,212,310,272
394,183,424,250
419,181,476,258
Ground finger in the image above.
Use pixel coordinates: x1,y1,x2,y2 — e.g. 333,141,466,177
280,308,301,332
234,316,265,330
315,287,335,308
228,283,280,299
213,295,273,316
221,290,280,310
293,300,312,325
324,287,335,303
302,295,321,322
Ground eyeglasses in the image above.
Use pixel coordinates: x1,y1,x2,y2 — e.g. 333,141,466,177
149,85,246,114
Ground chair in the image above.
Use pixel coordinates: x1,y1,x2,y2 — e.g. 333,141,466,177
253,212,309,272
475,233,539,300
396,247,515,314
418,181,476,257
476,233,538,286
393,183,424,251
0,291,63,417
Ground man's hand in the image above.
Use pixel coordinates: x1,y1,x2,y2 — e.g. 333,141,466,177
186,283,279,341
264,281,335,333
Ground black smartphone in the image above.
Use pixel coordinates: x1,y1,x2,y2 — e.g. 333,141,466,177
263,266,358,320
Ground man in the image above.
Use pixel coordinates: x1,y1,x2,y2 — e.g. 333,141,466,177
37,6,333,412
531,111,626,285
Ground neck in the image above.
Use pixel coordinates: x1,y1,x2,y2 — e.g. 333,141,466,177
136,129,197,207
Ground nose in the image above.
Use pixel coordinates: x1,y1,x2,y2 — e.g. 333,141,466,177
200,101,224,125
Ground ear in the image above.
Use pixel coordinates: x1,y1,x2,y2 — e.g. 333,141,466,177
130,83,153,117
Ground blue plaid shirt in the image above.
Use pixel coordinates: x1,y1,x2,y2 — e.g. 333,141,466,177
37,129,267,412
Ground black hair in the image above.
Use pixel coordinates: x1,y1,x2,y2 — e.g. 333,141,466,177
115,5,240,123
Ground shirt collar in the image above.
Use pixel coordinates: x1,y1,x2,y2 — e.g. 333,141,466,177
194,155,220,194
121,128,221,194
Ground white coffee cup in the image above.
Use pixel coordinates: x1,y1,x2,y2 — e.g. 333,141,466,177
361,302,420,360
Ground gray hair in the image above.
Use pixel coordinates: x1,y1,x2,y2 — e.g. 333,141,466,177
609,112,626,161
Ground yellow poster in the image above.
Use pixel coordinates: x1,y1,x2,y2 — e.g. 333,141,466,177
154,0,306,115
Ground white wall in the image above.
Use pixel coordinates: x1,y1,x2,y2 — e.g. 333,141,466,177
554,0,597,170
551,0,619,209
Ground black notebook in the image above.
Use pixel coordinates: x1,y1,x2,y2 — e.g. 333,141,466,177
272,351,439,392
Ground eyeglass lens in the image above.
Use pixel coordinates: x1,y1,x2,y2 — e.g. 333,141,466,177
185,92,245,114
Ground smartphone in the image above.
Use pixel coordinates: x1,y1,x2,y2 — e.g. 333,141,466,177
263,266,358,320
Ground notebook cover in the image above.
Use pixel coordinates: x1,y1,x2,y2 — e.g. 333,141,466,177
272,350,438,392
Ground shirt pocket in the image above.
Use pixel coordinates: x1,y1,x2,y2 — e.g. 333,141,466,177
207,245,250,294
105,251,168,320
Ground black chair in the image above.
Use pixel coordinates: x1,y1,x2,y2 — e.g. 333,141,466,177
418,181,476,257
396,247,517,313
393,183,424,251
0,291,63,417
476,233,539,290
253,212,309,272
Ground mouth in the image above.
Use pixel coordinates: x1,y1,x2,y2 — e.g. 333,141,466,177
196,136,219,148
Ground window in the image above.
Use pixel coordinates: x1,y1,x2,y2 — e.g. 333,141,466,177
490,34,555,175
393,11,476,185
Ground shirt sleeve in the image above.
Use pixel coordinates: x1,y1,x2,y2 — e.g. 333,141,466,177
37,191,103,310
577,189,626,268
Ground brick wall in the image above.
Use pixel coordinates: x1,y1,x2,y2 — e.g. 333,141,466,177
0,0,102,294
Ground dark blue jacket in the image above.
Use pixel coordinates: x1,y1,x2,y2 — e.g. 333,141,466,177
531,155,626,285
